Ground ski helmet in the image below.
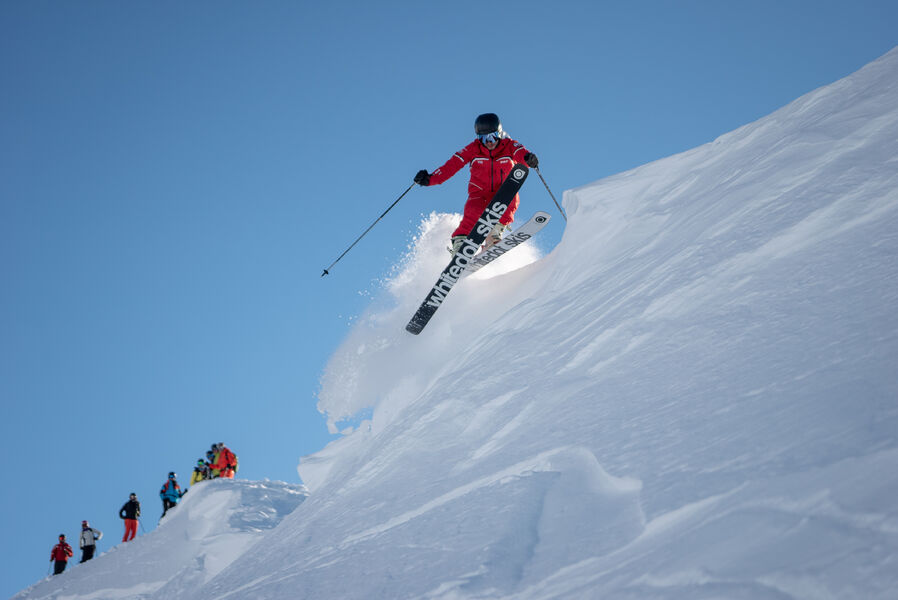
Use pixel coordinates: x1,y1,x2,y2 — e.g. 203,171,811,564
474,113,503,136
168,471,176,478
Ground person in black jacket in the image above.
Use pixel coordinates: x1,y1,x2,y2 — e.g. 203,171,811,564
119,493,141,542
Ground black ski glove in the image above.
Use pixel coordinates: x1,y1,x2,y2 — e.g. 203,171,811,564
524,153,539,168
414,170,430,186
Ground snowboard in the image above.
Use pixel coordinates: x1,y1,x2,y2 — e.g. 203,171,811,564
463,211,551,276
405,164,529,335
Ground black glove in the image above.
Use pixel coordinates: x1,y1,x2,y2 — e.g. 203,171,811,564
524,153,539,168
414,170,430,186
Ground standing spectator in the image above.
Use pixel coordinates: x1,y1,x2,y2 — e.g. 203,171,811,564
119,492,141,542
207,446,220,478
159,472,183,518
78,520,103,562
191,458,210,485
50,534,73,575
211,442,238,479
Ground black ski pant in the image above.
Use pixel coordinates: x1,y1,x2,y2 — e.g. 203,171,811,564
53,560,67,575
161,498,177,518
80,545,95,563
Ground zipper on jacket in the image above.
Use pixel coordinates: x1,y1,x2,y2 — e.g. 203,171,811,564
489,145,495,192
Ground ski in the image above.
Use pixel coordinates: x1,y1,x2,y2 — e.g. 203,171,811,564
462,211,551,276
405,164,529,335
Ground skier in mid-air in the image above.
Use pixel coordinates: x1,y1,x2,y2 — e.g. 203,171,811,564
414,113,539,254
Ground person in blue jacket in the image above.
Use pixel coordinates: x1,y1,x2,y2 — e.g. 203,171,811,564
159,471,184,519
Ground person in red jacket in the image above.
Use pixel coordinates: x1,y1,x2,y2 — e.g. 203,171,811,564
50,534,73,575
415,113,539,254
211,442,237,479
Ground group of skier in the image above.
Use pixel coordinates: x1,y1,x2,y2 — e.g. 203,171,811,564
193,441,239,483
157,443,240,519
49,522,102,575
48,442,238,576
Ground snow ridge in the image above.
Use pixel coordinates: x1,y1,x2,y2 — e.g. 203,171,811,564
14,479,307,600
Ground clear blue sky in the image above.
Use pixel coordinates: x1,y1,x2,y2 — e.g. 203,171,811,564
1,1,895,596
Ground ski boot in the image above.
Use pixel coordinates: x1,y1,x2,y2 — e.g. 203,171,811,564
448,235,466,256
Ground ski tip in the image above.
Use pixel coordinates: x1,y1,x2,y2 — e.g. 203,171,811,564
321,269,330,277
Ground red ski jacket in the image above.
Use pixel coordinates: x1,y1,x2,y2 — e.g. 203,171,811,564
212,446,237,478
429,137,531,201
51,542,73,562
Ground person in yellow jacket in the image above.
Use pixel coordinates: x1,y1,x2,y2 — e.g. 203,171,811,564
207,447,220,478
191,458,211,485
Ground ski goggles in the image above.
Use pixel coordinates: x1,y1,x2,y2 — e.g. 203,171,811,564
477,131,501,144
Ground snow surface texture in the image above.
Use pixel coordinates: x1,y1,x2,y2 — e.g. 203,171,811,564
14,479,307,600
15,48,898,599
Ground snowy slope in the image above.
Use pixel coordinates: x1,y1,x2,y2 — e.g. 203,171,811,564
13,479,307,600
14,48,898,600
203,47,897,599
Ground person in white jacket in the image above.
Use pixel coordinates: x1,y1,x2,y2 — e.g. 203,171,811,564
79,520,102,563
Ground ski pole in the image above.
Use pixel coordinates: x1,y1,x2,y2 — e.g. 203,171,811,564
321,182,417,277
138,518,146,533
534,167,567,222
